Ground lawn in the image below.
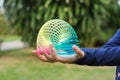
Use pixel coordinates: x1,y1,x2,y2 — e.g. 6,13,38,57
0,48,116,80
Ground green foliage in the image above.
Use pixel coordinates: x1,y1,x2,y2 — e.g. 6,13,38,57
95,0,120,47
0,15,10,35
0,15,10,43
3,0,120,47
102,1,120,31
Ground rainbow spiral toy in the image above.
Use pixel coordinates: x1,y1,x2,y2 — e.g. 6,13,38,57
36,19,79,57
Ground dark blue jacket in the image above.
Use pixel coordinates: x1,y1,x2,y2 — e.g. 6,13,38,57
74,29,120,80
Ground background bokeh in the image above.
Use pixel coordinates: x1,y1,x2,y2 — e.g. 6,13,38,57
0,0,120,80
3,0,120,47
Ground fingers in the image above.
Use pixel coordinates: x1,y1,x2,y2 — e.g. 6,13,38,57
49,44,62,62
72,45,85,58
49,44,58,59
50,47,76,63
32,44,83,63
32,48,56,63
32,50,37,54
42,50,55,63
51,47,63,62
49,44,66,62
32,50,48,62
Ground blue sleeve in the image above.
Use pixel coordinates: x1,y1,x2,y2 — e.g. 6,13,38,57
74,29,120,66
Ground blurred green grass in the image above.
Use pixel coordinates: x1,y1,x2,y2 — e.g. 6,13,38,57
0,48,116,80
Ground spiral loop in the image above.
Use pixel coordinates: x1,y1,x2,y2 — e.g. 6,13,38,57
37,19,79,57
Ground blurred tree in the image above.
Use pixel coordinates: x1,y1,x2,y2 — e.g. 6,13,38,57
3,0,120,47
102,0,120,32
95,0,120,47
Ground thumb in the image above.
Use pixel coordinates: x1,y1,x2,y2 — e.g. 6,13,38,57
72,45,85,58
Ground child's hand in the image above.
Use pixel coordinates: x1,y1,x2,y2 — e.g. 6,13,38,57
32,44,85,63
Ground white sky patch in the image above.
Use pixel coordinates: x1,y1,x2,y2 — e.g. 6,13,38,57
0,0,4,14
118,0,120,5
0,0,4,8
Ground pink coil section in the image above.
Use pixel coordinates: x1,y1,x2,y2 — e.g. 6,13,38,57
37,47,50,54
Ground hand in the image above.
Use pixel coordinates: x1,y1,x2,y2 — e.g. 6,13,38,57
32,44,85,63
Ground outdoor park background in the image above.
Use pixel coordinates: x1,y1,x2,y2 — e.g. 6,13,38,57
0,0,120,80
